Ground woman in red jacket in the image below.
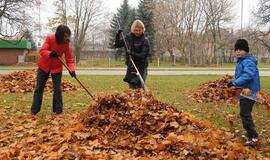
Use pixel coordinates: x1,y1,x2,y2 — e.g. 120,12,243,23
31,25,76,115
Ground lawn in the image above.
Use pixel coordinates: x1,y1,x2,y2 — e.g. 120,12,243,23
1,61,270,70
81,58,270,68
0,75,270,157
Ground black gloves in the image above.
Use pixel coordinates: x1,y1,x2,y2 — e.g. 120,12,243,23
114,29,123,48
117,29,123,35
116,29,123,40
69,71,76,78
227,81,234,88
50,51,59,58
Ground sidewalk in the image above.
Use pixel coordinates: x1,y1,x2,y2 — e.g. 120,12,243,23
1,68,270,76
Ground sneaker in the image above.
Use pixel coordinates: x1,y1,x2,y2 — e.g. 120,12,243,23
245,138,258,147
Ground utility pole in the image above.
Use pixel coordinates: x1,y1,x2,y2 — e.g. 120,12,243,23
241,0,243,38
36,0,41,48
36,0,41,37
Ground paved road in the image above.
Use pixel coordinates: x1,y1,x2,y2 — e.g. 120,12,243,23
1,69,270,76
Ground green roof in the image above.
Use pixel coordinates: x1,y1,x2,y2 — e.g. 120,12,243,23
0,40,31,49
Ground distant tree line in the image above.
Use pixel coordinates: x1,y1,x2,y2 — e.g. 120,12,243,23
0,0,34,40
45,0,270,64
48,0,103,63
2,0,270,64
109,0,270,65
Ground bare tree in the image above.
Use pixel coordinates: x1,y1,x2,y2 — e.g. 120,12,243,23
153,0,206,64
256,0,270,26
181,0,205,65
48,0,70,32
49,0,103,63
0,0,34,39
153,0,233,65
253,0,270,53
70,0,103,63
153,0,183,59
202,0,233,63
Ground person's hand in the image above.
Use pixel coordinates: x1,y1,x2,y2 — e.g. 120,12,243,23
227,81,234,88
117,29,123,35
69,71,76,78
50,51,59,58
115,29,123,44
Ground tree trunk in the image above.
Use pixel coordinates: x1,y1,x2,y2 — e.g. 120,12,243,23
74,45,81,64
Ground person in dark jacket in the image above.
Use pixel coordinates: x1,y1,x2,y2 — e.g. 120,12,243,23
227,39,260,147
31,24,76,115
114,20,150,89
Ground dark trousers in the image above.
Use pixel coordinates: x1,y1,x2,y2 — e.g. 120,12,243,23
129,68,148,89
240,98,258,139
31,68,63,114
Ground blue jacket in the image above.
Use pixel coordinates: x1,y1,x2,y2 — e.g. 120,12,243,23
232,54,260,99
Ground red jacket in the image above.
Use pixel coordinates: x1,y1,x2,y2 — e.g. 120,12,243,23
37,34,75,73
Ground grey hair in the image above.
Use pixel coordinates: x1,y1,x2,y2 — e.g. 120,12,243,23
131,20,145,33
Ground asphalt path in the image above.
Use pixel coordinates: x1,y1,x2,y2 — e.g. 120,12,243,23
1,69,270,76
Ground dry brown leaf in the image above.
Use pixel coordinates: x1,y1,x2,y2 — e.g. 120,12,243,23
0,90,258,159
0,70,78,93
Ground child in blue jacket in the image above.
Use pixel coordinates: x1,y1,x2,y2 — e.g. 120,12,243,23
228,39,260,147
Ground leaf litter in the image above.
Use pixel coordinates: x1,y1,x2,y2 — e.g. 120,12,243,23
0,70,78,93
0,90,258,159
190,75,270,112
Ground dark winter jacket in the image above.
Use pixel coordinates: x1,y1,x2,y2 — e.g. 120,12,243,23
231,54,260,99
114,32,150,86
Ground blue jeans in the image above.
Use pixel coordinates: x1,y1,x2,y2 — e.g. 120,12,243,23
31,68,63,114
240,98,258,139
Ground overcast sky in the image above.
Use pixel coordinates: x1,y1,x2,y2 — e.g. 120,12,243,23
33,0,259,35
232,0,260,28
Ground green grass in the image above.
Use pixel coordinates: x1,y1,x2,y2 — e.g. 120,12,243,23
1,75,270,130
78,59,270,69
1,75,269,129
1,75,270,156
1,60,270,70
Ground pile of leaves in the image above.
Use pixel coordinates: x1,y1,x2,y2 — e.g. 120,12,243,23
0,70,78,93
191,75,270,113
0,90,257,159
190,75,239,103
79,90,256,159
256,91,270,112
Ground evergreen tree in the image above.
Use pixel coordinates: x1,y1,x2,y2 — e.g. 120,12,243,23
117,0,132,33
109,14,122,60
109,14,120,48
128,8,137,29
109,0,135,59
24,30,37,51
137,0,155,57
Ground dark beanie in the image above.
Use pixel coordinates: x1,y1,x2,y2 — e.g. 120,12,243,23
234,39,249,52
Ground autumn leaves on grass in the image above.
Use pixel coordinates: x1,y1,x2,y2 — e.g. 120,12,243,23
0,70,78,93
191,75,270,112
0,90,257,159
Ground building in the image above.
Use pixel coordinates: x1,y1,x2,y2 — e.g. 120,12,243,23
0,40,31,65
